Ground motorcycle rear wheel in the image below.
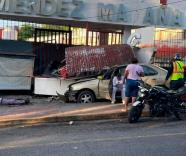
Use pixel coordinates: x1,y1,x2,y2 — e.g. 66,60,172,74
128,106,142,123
173,109,186,120
172,102,186,120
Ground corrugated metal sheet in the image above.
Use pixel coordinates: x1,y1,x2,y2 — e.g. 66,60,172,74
65,44,134,77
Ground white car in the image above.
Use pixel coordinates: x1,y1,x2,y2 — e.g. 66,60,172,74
64,64,168,103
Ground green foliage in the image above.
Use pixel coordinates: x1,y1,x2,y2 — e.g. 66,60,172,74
17,24,71,41
18,24,34,41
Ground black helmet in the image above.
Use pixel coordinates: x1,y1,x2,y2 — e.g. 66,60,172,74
174,53,182,60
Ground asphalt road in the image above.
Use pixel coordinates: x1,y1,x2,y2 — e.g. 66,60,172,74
0,118,186,156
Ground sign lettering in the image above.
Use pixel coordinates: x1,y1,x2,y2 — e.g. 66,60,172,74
0,0,85,19
117,4,128,22
0,0,184,28
97,3,115,21
57,0,70,17
143,7,183,27
0,0,9,11
40,0,57,16
71,0,85,19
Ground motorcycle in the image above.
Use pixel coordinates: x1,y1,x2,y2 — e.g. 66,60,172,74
128,81,186,123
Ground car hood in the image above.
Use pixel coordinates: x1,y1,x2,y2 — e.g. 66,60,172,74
69,78,97,86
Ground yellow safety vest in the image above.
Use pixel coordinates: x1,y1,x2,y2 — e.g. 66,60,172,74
170,60,184,80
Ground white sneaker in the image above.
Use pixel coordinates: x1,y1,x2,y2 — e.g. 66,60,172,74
111,101,115,104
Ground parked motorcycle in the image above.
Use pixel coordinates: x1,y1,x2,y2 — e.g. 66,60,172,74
128,81,186,123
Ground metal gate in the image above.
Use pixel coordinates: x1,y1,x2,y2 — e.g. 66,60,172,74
153,29,186,69
33,28,72,75
86,29,122,46
34,28,72,44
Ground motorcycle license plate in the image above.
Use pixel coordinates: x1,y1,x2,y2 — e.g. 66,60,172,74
133,101,141,106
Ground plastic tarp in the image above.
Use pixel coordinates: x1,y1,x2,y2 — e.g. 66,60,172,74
0,56,34,90
0,77,32,90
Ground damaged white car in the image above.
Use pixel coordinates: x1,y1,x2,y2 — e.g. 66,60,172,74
64,64,168,104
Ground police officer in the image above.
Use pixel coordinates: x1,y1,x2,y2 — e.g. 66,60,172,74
164,53,185,90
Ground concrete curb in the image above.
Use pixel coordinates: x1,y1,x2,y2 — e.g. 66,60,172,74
0,111,150,128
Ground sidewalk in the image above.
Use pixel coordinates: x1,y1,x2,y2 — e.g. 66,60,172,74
0,96,149,127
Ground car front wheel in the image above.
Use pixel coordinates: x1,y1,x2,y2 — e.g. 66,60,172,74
77,90,95,103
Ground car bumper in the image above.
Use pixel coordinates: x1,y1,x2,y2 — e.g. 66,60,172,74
64,90,78,102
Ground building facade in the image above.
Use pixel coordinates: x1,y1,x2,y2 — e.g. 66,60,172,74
0,0,186,41
0,0,186,90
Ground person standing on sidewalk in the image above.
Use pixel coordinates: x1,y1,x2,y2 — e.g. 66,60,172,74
164,53,185,90
123,57,144,111
111,73,125,104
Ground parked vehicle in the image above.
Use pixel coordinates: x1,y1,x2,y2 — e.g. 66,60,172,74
128,81,186,123
64,64,168,103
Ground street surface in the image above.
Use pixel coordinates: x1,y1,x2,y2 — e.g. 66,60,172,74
0,118,186,156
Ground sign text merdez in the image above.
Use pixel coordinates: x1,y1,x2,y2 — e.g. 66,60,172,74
0,0,85,19
0,0,184,27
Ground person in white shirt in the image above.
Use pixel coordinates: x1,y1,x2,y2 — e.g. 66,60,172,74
111,73,125,104
124,57,144,111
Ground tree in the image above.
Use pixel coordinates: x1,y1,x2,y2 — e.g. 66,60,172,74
18,24,34,41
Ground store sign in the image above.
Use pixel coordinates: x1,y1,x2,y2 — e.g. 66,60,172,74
97,3,183,27
143,7,183,27
0,0,85,19
97,3,130,23
0,0,184,27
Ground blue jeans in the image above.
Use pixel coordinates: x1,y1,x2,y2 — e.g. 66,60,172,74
170,79,184,90
125,79,139,97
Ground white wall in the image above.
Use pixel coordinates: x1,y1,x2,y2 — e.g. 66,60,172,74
134,47,155,63
135,27,155,46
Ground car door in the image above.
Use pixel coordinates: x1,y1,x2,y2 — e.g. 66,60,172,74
98,68,114,100
107,66,126,99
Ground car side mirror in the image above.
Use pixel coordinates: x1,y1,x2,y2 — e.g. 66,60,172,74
97,75,103,80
